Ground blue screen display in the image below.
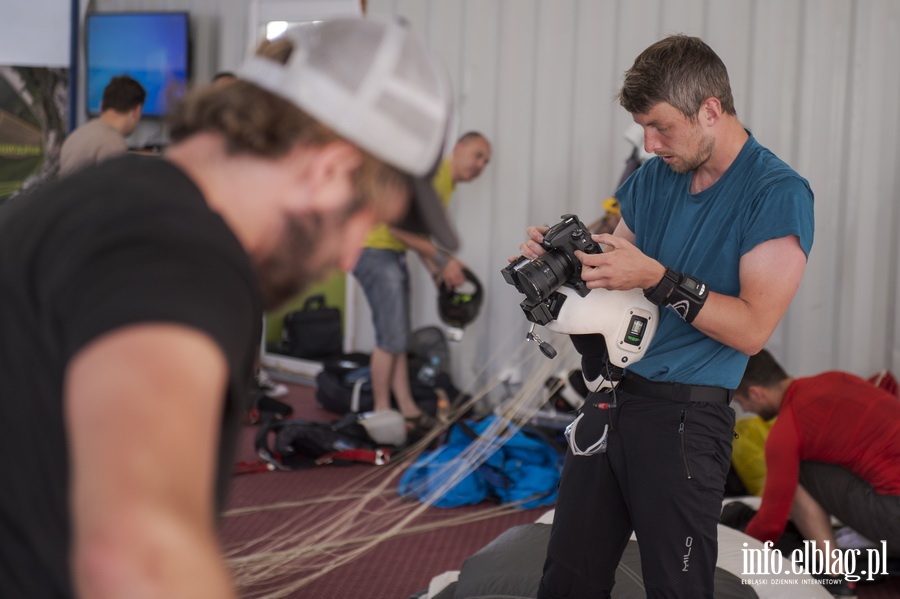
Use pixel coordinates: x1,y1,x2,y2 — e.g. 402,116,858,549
86,13,190,118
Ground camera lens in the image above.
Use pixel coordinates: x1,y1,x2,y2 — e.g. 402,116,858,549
515,251,574,302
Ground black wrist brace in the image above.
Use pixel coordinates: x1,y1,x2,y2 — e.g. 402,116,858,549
643,267,708,323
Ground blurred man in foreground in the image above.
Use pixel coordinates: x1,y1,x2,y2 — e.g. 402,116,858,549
0,18,455,599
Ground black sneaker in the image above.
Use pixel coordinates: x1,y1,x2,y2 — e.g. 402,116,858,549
255,370,289,398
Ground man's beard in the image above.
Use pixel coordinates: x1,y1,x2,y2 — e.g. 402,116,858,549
668,135,715,174
252,212,340,312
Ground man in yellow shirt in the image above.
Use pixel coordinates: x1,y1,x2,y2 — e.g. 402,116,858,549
353,132,491,429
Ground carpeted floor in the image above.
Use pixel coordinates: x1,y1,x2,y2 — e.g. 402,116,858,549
221,379,900,599
221,381,547,599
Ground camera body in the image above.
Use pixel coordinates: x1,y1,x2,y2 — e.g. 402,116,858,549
501,214,600,325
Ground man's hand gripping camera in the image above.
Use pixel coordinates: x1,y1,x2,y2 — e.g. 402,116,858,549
501,214,658,392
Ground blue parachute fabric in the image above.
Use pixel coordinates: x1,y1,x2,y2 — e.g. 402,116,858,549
397,416,561,509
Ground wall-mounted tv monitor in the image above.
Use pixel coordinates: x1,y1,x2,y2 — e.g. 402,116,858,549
86,12,190,118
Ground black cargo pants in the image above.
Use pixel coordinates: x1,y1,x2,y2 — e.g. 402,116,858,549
538,383,735,599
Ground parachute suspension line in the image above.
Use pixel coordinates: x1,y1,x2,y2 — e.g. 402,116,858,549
225,325,577,597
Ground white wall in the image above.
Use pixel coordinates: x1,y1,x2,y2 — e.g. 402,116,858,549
0,0,71,67
71,0,900,390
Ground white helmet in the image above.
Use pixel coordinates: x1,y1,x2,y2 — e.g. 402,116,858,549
544,286,659,392
357,410,407,447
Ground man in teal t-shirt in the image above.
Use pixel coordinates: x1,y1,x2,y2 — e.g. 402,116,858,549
518,36,814,599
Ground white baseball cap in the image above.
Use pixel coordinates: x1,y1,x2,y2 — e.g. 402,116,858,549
357,409,407,447
237,17,459,251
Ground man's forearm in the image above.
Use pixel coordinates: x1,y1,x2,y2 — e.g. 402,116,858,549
74,513,237,599
66,324,235,599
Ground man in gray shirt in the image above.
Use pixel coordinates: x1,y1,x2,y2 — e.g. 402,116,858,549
59,75,146,176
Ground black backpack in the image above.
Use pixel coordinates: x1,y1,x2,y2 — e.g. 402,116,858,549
314,352,450,416
253,414,391,469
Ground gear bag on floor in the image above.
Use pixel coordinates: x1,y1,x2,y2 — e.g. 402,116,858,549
314,353,464,417
253,414,392,469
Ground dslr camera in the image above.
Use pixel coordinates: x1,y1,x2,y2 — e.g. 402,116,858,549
502,214,600,325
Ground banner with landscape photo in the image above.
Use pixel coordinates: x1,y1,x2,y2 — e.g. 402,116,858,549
0,66,68,205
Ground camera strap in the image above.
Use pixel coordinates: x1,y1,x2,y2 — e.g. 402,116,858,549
643,267,708,323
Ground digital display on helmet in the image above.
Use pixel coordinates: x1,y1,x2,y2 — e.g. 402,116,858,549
624,315,649,346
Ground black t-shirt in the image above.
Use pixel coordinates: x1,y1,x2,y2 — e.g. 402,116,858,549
0,155,262,597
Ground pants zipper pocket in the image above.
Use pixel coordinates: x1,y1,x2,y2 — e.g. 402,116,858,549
679,410,692,480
